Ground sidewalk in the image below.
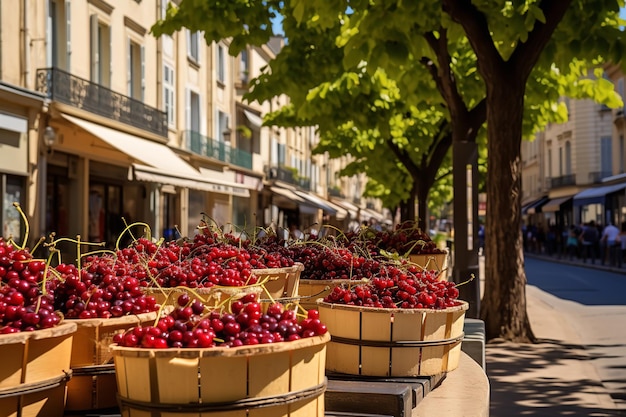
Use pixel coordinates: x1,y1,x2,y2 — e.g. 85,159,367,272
486,254,623,417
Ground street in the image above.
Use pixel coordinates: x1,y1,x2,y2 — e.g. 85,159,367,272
524,257,626,410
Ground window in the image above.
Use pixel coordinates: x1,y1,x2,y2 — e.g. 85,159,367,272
601,135,612,176
47,0,71,70
2,175,26,242
187,30,200,63
186,89,201,133
163,65,175,127
217,111,230,142
564,141,572,176
618,78,624,100
277,143,286,166
547,149,552,178
239,49,249,83
217,44,226,83
619,135,626,174
90,15,111,87
128,39,145,100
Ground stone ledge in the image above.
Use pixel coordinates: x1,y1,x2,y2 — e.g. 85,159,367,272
413,353,490,417
462,318,486,370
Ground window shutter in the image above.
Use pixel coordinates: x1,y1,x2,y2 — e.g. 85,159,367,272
90,14,99,82
127,38,132,96
65,0,71,71
185,88,191,131
140,45,145,101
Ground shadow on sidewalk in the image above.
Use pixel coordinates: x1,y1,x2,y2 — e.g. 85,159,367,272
487,338,623,417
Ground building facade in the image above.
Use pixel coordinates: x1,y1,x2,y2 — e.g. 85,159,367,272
0,0,382,252
521,67,626,249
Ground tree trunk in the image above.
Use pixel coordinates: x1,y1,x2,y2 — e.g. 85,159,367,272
399,191,417,223
480,75,535,343
416,181,429,232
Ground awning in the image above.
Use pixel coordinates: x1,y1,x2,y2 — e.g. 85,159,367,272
573,183,626,206
269,185,310,211
243,110,263,129
294,191,338,215
197,168,250,197
133,165,250,197
522,196,548,215
361,208,385,223
63,114,199,177
323,200,348,220
541,196,574,213
330,199,360,219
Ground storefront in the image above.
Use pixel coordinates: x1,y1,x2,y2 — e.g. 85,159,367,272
0,83,44,245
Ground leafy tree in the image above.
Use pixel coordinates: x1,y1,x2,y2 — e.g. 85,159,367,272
153,0,624,341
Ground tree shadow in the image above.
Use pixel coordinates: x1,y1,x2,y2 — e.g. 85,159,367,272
487,338,624,416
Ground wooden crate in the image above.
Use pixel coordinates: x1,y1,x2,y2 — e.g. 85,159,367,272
297,279,369,311
408,251,449,281
0,374,69,417
113,333,330,417
0,322,76,389
318,301,468,377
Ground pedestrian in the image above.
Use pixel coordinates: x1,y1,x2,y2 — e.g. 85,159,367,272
600,222,620,266
579,221,599,264
619,222,626,268
289,223,304,240
566,225,579,261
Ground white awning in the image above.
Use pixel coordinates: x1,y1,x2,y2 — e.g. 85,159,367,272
323,200,348,220
330,199,360,219
132,164,250,197
243,110,264,129
294,190,338,215
62,114,199,177
197,168,250,197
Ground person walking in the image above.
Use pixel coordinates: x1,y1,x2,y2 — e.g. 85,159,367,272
565,225,580,261
600,222,620,266
578,221,599,264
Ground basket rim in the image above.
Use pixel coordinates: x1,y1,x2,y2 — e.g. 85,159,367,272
0,321,77,345
110,332,330,358
251,262,304,274
315,299,469,314
299,278,370,285
62,311,159,327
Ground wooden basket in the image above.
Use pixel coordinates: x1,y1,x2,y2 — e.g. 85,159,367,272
145,263,303,311
0,374,70,417
317,300,468,377
65,311,159,411
408,250,449,281
112,332,330,417
0,321,76,389
297,279,370,311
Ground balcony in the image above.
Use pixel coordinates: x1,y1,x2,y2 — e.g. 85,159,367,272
265,165,311,190
328,187,344,198
589,171,613,183
36,68,167,137
183,130,253,170
549,174,576,188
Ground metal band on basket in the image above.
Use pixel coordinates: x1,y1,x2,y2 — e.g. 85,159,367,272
330,332,465,348
118,379,327,412
70,363,116,376
0,371,72,398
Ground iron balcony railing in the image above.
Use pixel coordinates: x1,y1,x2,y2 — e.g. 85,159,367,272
549,174,576,188
265,165,310,190
328,187,344,198
183,130,253,170
589,171,613,183
36,67,167,137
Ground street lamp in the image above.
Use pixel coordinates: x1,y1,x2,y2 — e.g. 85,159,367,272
43,126,57,147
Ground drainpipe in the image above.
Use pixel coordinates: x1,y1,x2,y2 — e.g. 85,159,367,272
22,0,29,89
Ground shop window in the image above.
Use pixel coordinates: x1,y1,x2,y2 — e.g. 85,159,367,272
2,175,26,242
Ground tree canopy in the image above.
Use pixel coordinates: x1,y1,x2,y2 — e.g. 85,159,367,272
153,0,625,341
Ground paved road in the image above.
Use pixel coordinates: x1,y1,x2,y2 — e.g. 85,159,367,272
524,256,626,410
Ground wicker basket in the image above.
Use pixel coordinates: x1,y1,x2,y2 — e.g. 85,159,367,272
112,333,330,417
317,300,468,377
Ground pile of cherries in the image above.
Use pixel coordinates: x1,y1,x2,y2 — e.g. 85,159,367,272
0,238,61,333
323,262,461,309
113,292,327,348
290,244,381,281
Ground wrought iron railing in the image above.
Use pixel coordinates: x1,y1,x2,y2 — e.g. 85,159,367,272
36,67,167,137
182,130,253,170
549,174,576,188
328,187,344,198
588,171,613,183
264,165,310,190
